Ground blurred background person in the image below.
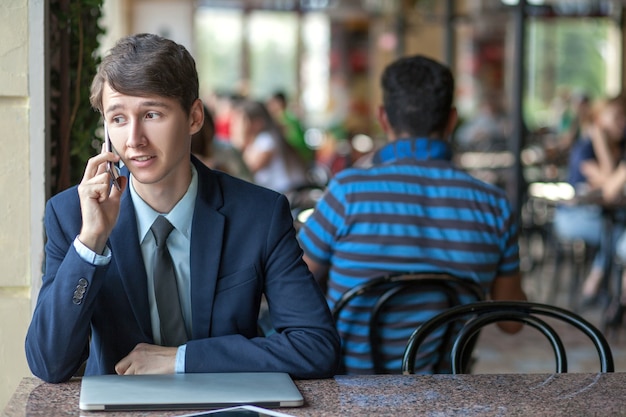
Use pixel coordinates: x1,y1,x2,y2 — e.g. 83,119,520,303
552,95,626,307
454,92,509,152
555,92,592,155
191,105,252,182
298,54,526,374
230,100,307,193
208,90,242,143
599,148,626,326
266,91,315,166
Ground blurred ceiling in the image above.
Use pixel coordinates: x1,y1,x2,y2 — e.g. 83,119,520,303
196,0,395,12
196,0,623,18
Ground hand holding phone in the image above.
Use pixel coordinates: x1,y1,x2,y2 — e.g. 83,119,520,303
104,121,121,191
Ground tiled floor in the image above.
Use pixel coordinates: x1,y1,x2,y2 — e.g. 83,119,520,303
471,248,626,374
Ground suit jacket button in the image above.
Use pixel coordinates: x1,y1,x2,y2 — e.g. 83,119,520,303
72,296,82,305
78,278,88,287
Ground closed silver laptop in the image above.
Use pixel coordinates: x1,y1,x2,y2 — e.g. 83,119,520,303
79,372,304,411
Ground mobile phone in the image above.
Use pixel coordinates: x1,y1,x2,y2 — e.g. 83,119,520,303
103,121,121,191
175,405,296,417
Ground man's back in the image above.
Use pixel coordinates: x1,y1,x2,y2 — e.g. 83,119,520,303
298,137,519,373
299,54,524,374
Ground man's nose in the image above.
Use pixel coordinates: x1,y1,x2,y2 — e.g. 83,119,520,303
126,121,146,148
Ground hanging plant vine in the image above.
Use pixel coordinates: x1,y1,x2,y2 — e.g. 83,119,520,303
49,0,105,194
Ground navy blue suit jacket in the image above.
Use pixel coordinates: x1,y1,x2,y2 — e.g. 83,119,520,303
25,157,340,383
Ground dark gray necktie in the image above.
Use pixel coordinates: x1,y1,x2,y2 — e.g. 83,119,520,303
151,215,187,347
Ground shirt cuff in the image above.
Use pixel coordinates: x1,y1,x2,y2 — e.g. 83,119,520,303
175,345,186,373
73,236,112,266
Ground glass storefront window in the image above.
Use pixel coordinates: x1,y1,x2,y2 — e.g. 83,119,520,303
247,11,299,100
195,6,330,129
525,17,620,131
195,8,243,100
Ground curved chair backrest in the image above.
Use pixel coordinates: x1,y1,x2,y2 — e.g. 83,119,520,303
401,300,614,374
331,272,486,374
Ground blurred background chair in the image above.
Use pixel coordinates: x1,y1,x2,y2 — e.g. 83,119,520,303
331,272,485,374
519,182,597,311
284,183,325,231
402,300,614,374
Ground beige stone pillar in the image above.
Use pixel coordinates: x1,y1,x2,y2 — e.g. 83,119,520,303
0,0,47,409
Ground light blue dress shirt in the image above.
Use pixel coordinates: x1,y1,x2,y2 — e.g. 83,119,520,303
73,165,198,373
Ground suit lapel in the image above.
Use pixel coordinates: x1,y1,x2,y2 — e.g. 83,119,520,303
190,159,225,339
107,159,225,341
109,190,153,340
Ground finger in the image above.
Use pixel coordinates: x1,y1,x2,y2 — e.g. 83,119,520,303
113,175,128,196
79,180,113,204
82,153,117,182
123,363,136,375
109,175,127,198
115,357,130,375
81,155,104,183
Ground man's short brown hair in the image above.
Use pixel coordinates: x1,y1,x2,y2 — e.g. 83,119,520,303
90,33,199,115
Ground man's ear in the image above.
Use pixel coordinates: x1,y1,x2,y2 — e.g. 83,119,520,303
377,105,397,140
189,99,204,135
443,107,458,138
376,105,391,135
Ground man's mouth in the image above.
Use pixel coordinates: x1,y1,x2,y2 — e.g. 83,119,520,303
132,156,153,162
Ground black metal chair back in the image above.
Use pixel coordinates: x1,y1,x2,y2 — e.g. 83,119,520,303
331,272,485,374
401,300,614,374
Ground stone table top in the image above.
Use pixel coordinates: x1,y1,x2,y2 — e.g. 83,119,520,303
4,373,626,416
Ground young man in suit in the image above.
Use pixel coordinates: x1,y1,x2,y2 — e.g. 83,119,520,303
25,33,340,383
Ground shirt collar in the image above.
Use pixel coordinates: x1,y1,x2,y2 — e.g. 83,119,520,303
372,137,452,165
131,165,199,244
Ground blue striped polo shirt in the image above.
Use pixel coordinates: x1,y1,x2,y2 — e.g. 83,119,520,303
298,137,519,374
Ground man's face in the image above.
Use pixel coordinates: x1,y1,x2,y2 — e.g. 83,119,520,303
101,83,202,190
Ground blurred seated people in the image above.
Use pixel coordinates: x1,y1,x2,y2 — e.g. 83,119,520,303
555,92,592,155
454,93,509,152
191,105,252,182
230,99,307,193
267,91,315,166
298,54,526,375
601,156,626,311
553,95,626,305
210,90,242,143
314,130,354,177
595,127,626,325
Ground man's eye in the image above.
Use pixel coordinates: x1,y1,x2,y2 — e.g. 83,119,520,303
112,116,125,124
146,112,159,119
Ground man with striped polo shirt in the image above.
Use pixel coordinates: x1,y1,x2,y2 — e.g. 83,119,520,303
298,54,527,374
